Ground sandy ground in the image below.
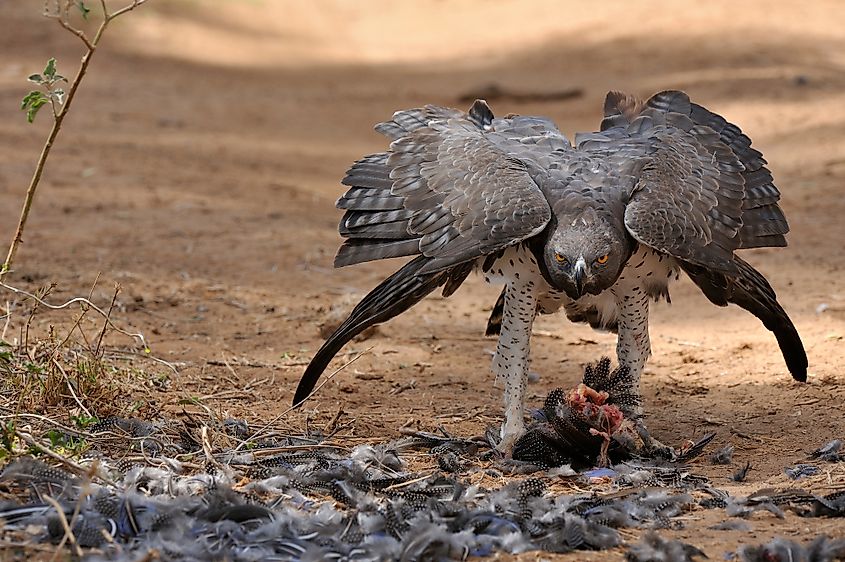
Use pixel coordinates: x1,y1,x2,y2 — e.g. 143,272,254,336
1,1,845,558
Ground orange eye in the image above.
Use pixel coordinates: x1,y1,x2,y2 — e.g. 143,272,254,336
596,254,609,265
554,253,567,264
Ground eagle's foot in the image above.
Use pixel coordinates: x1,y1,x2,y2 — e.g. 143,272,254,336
497,418,525,458
635,419,677,461
497,430,522,458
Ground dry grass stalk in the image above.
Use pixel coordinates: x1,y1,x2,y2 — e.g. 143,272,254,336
42,494,82,559
231,346,374,454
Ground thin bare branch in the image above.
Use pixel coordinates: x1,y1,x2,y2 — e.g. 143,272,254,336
1,300,10,340
95,283,120,355
107,0,149,22
54,15,94,50
52,276,96,352
15,430,118,487
201,425,226,473
49,95,59,119
14,430,89,476
42,2,90,48
0,413,95,439
61,478,94,562
2,0,148,278
106,349,181,375
52,358,93,418
42,495,82,560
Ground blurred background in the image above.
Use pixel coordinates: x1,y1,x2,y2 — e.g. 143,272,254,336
1,1,845,552
0,0,844,499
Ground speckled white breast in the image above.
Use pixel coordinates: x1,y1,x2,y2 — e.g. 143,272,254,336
482,243,680,329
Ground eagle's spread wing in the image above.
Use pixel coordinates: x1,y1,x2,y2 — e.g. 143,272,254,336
578,90,788,273
295,101,559,406
336,100,553,274
575,91,805,381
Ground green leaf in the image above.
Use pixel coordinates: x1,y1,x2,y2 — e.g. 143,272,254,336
1,421,15,453
21,90,43,108
71,414,98,429
47,429,63,448
26,100,48,123
23,360,46,374
43,58,57,80
76,1,91,20
21,90,51,123
28,74,43,84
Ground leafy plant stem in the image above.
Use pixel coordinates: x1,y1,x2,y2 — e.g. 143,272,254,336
2,57,88,279
1,0,148,280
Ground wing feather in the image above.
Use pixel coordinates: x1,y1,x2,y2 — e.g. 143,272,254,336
333,101,553,271
591,90,789,271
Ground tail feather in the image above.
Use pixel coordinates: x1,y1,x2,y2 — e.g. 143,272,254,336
294,257,452,406
681,257,807,381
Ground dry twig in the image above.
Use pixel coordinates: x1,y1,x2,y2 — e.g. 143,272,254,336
0,281,147,349
42,494,82,560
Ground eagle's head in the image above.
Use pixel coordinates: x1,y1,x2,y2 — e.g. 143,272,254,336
541,210,631,299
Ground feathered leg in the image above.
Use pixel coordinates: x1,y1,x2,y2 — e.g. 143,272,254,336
612,284,675,457
612,285,651,419
493,279,539,454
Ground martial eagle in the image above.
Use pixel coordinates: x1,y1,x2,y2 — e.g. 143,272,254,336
293,90,807,454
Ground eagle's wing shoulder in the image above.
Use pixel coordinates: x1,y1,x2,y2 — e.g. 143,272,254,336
337,100,554,273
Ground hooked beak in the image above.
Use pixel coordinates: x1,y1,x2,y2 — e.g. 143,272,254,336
572,256,587,297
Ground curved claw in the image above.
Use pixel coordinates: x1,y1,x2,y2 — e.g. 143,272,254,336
635,419,677,461
497,430,521,459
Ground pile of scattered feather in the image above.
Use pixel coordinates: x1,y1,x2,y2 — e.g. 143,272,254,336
0,449,701,560
1,429,844,561
0,358,844,560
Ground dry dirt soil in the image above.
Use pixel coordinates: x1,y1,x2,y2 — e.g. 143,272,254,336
2,1,845,559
